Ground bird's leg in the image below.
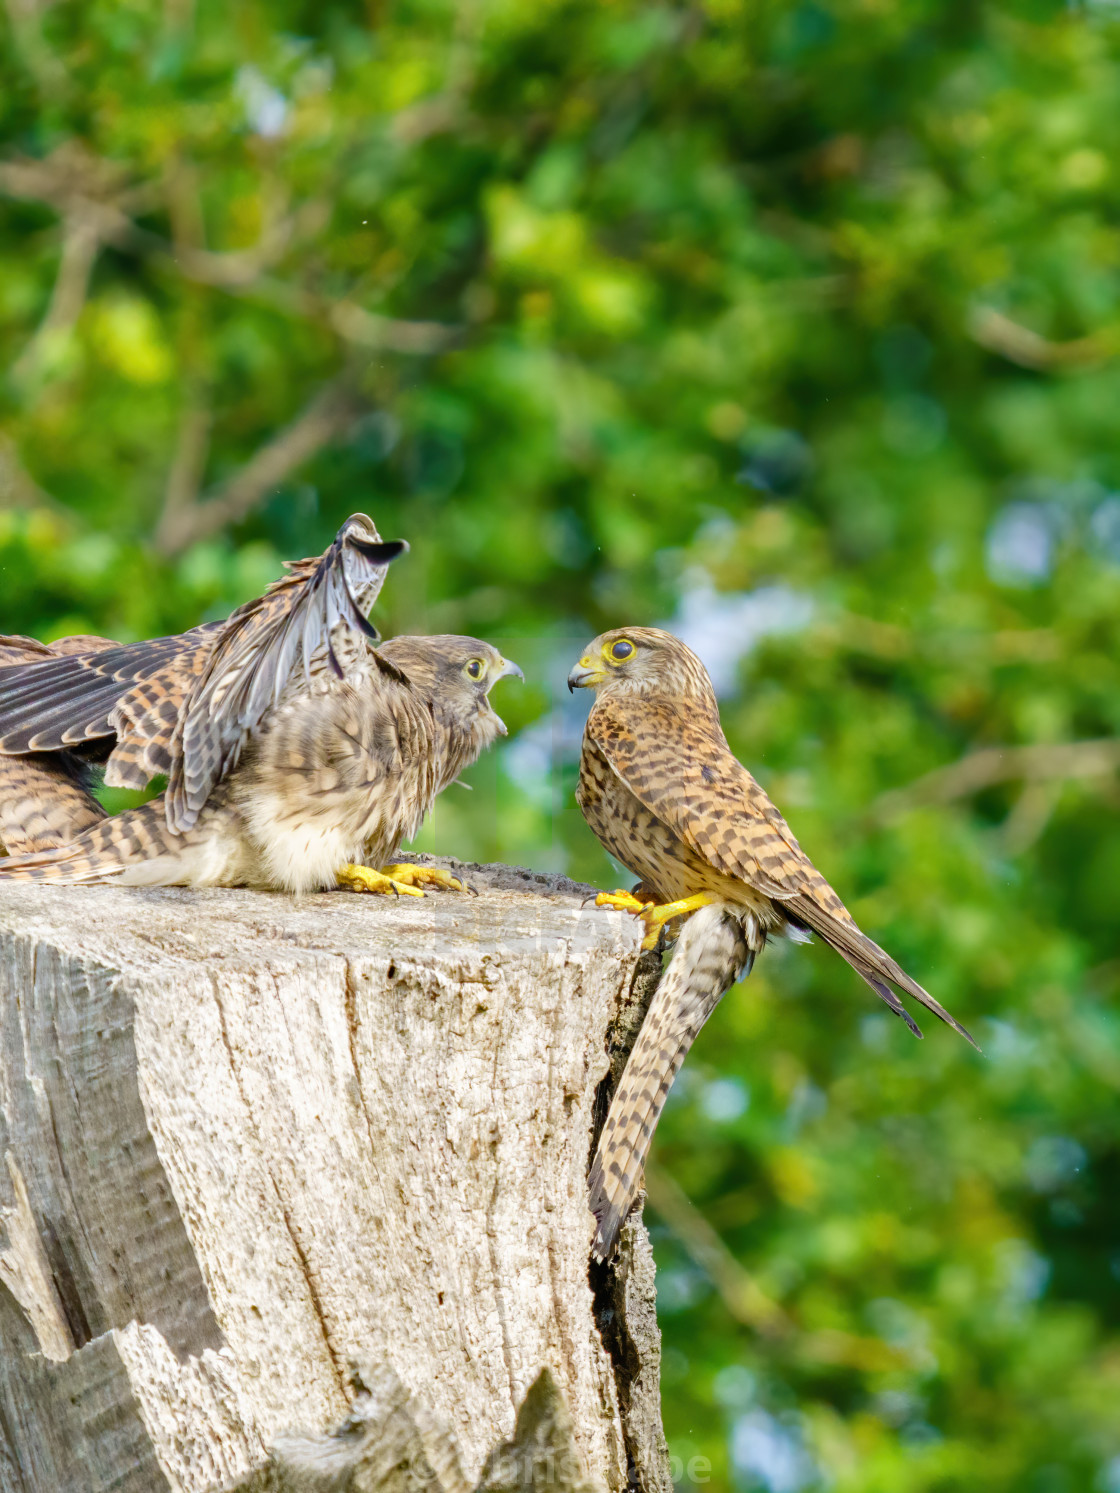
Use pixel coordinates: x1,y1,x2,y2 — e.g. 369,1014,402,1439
636,892,718,950
380,864,471,893
336,864,426,897
594,884,716,949
594,879,658,912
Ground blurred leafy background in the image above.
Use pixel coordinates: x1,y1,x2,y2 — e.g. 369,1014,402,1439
3,0,1120,1487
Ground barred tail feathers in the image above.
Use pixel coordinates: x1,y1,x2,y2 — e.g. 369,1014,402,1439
0,800,170,883
0,754,106,855
589,903,751,1262
782,892,977,1049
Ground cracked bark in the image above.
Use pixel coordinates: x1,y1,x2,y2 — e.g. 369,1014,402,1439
0,861,671,1492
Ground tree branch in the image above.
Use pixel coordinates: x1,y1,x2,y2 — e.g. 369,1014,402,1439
968,305,1116,373
644,1166,788,1338
11,212,100,383
153,379,363,556
0,0,69,98
157,392,212,545
645,1166,908,1372
872,739,1120,823
0,148,460,355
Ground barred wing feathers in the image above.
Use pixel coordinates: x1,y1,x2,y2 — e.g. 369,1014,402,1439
166,518,407,831
586,693,975,1047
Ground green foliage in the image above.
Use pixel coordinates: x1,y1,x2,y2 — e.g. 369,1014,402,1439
3,1,1120,1487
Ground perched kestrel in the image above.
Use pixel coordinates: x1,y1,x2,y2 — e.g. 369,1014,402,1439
0,516,521,893
0,513,402,833
567,625,974,1259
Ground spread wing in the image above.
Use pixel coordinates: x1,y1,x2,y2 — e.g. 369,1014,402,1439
0,635,122,854
0,516,408,833
0,629,215,755
586,693,975,1046
105,632,226,788
165,516,408,831
0,633,120,665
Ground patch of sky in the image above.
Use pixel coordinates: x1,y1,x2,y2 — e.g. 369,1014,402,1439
657,1265,709,1313
503,639,596,808
986,475,1120,585
701,1077,750,1123
731,1409,820,1493
983,1018,1040,1068
235,66,289,138
986,502,1061,586
671,568,814,698
994,1238,1051,1307
1089,493,1120,562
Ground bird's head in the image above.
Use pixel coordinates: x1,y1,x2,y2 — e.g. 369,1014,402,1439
567,626,718,709
377,635,524,741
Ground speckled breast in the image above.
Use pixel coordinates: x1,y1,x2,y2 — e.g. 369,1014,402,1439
577,738,724,903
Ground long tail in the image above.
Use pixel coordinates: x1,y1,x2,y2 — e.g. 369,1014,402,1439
0,800,170,883
0,753,106,855
589,903,752,1262
783,892,977,1049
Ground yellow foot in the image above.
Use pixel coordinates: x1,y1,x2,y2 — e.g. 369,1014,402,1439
381,863,471,893
636,892,718,950
594,888,651,913
336,864,426,897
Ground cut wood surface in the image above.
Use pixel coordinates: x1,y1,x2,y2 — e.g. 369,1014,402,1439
0,859,671,1493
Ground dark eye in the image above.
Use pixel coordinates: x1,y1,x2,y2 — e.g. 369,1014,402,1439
610,640,634,661
465,659,484,680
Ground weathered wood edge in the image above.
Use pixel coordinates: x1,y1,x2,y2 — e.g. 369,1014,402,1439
0,861,672,1493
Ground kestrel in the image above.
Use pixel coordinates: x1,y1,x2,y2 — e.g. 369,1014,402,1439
567,625,974,1259
0,514,521,893
0,632,520,892
1,513,403,834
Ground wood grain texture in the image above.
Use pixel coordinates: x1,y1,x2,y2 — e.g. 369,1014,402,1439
0,861,669,1493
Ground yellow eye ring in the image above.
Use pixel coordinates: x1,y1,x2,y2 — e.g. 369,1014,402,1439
465,659,484,680
608,639,634,661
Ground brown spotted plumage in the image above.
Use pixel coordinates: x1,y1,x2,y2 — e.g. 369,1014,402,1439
568,625,974,1260
0,519,526,893
0,633,119,854
0,515,404,828
588,904,750,1261
0,635,520,892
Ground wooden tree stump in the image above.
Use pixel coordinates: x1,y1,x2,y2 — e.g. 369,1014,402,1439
0,860,671,1493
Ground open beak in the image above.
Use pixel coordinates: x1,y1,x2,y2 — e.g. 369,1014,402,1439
567,656,601,692
488,657,523,737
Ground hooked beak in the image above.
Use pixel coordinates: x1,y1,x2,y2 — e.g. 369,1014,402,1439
567,656,601,693
488,656,523,737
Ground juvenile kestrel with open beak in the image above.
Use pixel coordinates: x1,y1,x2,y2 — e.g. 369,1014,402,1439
0,518,521,894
